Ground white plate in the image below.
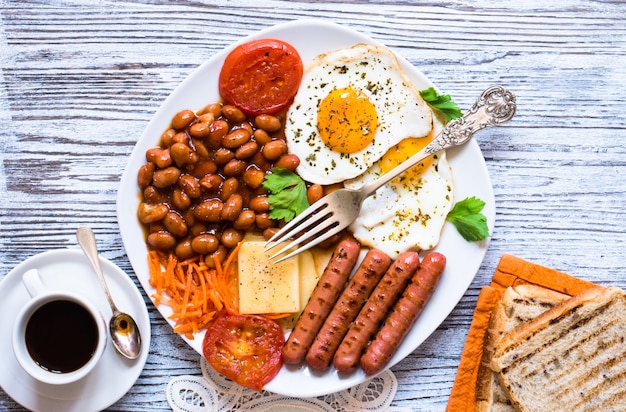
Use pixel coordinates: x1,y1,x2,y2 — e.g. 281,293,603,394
117,19,495,397
0,249,151,412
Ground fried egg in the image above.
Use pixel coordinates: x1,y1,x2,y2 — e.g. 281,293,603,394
344,116,454,259
285,43,433,185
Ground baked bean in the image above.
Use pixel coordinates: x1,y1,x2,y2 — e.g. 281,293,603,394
253,129,272,145
198,112,215,125
222,129,251,149
148,222,165,233
213,147,235,165
164,211,188,237
191,234,219,254
160,129,176,147
235,141,258,160
137,163,155,188
249,195,270,213
189,122,211,138
233,210,256,230
182,209,195,227
263,227,280,241
274,153,300,171
171,142,198,167
175,239,195,260
172,188,191,210
262,140,287,161
193,199,223,222
307,184,324,204
153,167,180,188
204,246,227,268
143,186,163,203
255,114,281,132
146,147,172,169
189,222,208,238
208,120,229,148
155,150,173,169
192,139,210,159
200,174,223,192
200,102,222,118
221,194,243,221
220,177,239,202
147,231,176,251
255,213,273,230
192,159,217,178
171,109,195,130
179,174,201,198
233,121,254,136
250,151,272,172
137,202,169,223
317,232,343,249
223,159,246,177
242,166,265,189
173,131,189,145
221,228,244,249
222,105,246,123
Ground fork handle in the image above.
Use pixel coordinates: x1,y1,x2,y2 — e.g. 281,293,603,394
361,85,516,199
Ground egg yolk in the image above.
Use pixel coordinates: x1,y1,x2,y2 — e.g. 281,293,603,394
317,87,378,154
379,136,434,182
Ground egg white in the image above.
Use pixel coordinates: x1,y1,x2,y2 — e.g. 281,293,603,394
285,43,433,185
344,117,454,259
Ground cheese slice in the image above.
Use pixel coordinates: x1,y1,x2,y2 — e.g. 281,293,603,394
297,249,320,309
237,240,300,314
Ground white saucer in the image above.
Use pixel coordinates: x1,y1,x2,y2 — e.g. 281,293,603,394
0,249,151,412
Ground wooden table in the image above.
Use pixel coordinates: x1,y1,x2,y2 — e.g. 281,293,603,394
1,1,625,410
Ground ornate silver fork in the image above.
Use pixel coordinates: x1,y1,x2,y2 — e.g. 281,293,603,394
265,85,516,262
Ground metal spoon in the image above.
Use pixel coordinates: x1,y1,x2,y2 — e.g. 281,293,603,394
76,227,142,360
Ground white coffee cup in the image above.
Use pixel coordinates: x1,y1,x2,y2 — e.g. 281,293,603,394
12,268,108,385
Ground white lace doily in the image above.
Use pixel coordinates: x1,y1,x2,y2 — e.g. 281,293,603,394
167,357,411,412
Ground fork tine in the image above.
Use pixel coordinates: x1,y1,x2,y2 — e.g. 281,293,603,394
264,199,330,251
267,209,336,259
269,220,344,264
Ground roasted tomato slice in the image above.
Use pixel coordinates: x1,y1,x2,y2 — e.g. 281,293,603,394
218,38,303,116
202,311,284,391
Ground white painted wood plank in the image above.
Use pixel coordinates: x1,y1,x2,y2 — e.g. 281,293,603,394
1,0,625,410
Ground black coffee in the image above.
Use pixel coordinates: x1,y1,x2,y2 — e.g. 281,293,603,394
25,300,99,374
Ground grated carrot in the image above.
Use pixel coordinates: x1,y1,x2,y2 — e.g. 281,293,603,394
147,241,245,339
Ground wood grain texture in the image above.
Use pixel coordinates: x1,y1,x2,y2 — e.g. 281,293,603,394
1,0,625,410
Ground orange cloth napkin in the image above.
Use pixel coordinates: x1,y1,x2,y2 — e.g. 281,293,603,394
446,254,600,412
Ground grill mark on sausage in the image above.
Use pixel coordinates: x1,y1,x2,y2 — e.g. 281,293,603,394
333,251,420,373
305,249,391,371
360,252,445,376
281,239,360,365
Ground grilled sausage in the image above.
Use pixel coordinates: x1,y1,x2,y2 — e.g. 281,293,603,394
282,239,361,365
360,251,446,376
333,251,420,373
305,249,392,371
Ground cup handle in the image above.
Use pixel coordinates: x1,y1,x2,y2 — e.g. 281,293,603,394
22,269,46,297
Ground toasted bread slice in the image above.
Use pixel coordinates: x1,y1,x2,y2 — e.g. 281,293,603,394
475,284,569,411
490,286,626,412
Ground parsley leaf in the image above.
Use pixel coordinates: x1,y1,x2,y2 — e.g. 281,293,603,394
419,87,462,123
446,196,489,241
262,168,310,222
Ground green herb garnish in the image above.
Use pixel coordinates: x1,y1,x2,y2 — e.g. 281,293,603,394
447,196,489,241
262,167,309,222
419,87,462,123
